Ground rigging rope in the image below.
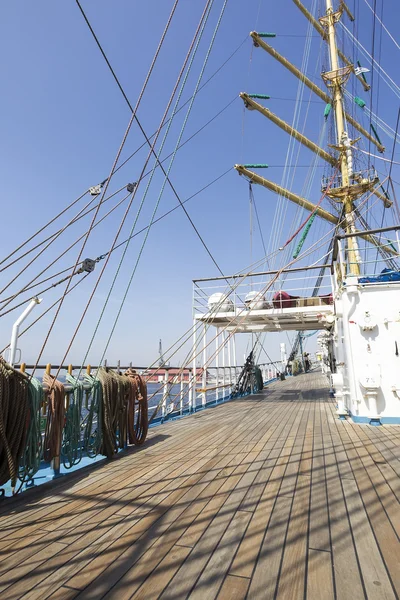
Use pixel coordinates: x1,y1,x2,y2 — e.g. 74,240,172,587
96,0,229,367
32,0,180,381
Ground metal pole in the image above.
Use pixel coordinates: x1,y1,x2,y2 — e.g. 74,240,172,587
232,333,237,386
192,320,197,412
222,330,226,396
202,323,207,407
216,328,220,402
180,372,184,415
9,297,42,366
162,369,169,418
228,334,232,392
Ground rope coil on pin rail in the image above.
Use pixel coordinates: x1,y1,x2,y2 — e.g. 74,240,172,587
42,371,65,464
62,372,84,468
83,371,103,458
96,368,128,458
125,369,148,446
18,376,43,485
0,358,29,489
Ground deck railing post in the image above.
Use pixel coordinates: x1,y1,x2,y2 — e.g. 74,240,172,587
188,368,193,411
232,333,237,386
202,323,207,407
162,368,169,418
180,372,184,415
222,331,226,398
192,320,197,412
216,328,220,403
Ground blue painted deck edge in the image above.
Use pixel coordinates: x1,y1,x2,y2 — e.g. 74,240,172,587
349,412,400,425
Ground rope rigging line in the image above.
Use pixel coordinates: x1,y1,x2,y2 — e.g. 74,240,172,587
269,0,319,267
279,166,340,252
0,95,236,313
94,0,230,370
362,0,400,52
75,0,224,275
59,1,215,383
340,21,400,100
0,188,90,270
0,186,105,298
0,189,132,315
0,275,91,356
1,35,247,274
0,168,231,328
31,1,180,380
76,0,231,286
0,184,128,277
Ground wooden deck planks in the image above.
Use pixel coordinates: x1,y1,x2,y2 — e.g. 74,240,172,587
0,372,398,599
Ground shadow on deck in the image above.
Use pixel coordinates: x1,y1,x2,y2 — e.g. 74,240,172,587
0,371,399,599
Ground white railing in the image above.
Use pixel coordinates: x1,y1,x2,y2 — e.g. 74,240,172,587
193,264,333,317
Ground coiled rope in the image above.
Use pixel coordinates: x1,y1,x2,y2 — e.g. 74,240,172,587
125,369,148,446
96,368,128,458
83,373,103,458
42,372,65,464
18,376,43,484
62,374,83,468
0,358,29,488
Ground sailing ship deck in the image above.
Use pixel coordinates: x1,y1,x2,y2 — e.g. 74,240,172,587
1,371,400,600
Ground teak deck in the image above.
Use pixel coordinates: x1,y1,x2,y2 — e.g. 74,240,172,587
1,371,400,599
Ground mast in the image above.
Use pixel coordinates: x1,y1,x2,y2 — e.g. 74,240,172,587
321,0,360,275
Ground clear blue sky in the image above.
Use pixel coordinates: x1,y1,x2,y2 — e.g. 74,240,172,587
1,0,399,367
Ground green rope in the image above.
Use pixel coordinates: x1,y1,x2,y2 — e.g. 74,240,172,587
370,123,383,145
62,374,83,468
18,377,43,483
83,373,103,458
248,94,270,100
243,164,268,168
293,213,316,258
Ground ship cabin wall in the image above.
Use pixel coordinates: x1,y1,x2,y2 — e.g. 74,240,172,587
334,282,400,423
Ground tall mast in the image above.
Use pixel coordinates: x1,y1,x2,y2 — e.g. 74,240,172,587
321,0,360,275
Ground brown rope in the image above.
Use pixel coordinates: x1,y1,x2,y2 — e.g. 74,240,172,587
42,373,65,463
0,358,29,487
125,369,148,446
97,368,128,458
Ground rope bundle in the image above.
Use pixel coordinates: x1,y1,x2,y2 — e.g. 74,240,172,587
96,368,148,458
18,376,43,483
42,372,65,464
125,369,148,446
62,374,83,468
83,373,103,458
0,358,29,487
97,368,128,458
